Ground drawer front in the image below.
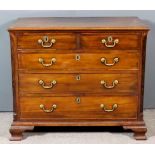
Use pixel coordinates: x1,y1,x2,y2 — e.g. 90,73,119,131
17,33,76,49
18,52,139,71
81,33,141,50
19,73,138,94
20,96,138,119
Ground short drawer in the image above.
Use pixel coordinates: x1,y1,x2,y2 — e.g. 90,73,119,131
19,73,138,95
18,51,139,71
17,33,76,49
19,96,138,120
81,33,141,50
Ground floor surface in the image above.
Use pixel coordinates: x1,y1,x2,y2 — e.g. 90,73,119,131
0,109,155,144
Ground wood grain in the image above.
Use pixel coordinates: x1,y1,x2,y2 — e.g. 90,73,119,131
8,17,149,31
8,17,149,140
19,73,138,94
19,96,138,119
17,33,76,49
18,51,140,71
81,33,141,50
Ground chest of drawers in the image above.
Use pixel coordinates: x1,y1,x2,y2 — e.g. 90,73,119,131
8,17,149,140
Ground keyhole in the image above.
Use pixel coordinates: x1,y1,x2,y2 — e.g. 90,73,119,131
108,36,113,42
43,36,48,42
76,75,81,81
75,54,80,61
76,97,81,104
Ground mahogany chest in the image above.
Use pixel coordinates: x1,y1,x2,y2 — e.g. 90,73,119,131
8,17,149,140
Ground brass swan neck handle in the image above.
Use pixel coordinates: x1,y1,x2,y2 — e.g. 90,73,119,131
101,36,119,48
101,80,119,89
100,104,118,112
101,57,119,66
38,57,56,67
38,80,57,89
38,36,56,48
40,104,57,113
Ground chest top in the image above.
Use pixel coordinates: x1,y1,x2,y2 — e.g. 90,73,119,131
8,17,149,31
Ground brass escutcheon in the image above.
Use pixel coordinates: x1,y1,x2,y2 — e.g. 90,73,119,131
75,97,81,104
75,54,80,61
76,74,81,81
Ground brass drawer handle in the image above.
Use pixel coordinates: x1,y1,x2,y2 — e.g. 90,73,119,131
100,103,118,112
38,36,56,48
101,36,119,48
101,80,119,89
38,80,57,89
40,104,57,113
101,57,119,66
38,58,56,67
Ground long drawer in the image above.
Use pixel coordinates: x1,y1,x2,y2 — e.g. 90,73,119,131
19,73,138,94
18,52,139,71
19,96,138,120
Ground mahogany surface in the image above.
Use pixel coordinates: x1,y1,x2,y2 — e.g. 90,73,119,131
8,17,149,140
